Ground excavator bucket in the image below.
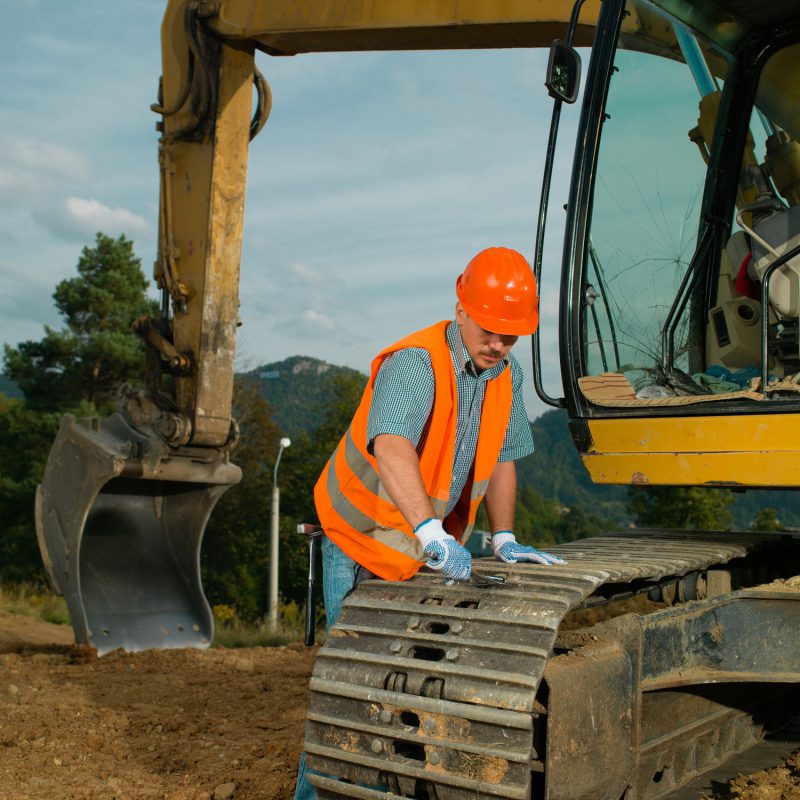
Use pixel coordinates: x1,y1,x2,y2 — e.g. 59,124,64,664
35,412,241,656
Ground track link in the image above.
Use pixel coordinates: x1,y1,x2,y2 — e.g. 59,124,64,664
304,530,792,799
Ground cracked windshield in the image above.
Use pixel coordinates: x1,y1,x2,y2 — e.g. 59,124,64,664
583,6,730,399
585,10,800,403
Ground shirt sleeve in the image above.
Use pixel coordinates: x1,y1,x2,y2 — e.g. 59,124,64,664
366,348,435,454
498,354,535,462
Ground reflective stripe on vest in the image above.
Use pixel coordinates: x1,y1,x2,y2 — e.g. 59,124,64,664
332,430,449,521
314,320,512,581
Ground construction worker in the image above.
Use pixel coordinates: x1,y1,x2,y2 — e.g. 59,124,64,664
294,246,565,800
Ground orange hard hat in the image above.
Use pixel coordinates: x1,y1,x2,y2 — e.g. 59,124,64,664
456,247,539,335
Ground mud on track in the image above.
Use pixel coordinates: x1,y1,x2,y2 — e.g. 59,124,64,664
0,612,797,800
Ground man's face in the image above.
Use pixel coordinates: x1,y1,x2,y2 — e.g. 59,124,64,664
455,302,519,372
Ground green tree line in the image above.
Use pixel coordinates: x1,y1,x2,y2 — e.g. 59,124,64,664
0,234,786,624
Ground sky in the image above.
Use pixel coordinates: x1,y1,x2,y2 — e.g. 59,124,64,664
1,1,587,420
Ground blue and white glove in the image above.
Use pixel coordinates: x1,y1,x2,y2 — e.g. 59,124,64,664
415,518,471,581
492,531,567,565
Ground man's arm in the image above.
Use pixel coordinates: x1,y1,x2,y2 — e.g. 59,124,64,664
486,458,567,566
372,433,435,529
484,459,517,533
374,432,472,579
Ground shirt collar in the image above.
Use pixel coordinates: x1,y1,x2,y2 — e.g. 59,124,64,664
446,321,509,381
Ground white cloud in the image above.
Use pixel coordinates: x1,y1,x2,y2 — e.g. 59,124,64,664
26,32,85,57
5,138,88,178
0,138,89,207
290,260,325,284
63,196,150,237
301,309,335,330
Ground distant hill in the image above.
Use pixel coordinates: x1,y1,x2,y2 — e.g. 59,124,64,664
245,360,800,530
518,409,630,523
241,355,365,437
0,374,22,399
241,360,633,521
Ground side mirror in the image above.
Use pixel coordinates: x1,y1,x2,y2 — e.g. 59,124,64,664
545,40,582,104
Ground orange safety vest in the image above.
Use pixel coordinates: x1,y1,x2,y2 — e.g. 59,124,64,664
314,321,513,581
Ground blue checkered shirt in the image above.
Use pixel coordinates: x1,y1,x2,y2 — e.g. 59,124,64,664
367,321,534,516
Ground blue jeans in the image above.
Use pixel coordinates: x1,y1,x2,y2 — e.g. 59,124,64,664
293,536,363,800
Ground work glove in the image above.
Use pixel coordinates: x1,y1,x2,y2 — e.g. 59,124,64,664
492,531,567,565
414,518,471,581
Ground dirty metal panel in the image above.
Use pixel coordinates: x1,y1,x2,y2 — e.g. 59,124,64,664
582,450,800,487
308,681,533,798
159,29,255,447
640,590,800,689
326,625,553,665
588,413,800,453
313,649,545,713
214,0,604,51
543,638,635,800
634,684,799,798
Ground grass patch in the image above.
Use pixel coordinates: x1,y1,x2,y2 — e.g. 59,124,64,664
0,586,317,648
0,583,70,626
211,601,309,648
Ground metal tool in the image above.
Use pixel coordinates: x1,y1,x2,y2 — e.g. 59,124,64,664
298,523,325,646
443,572,507,588
469,573,507,587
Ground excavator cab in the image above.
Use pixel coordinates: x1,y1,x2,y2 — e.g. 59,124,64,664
537,0,800,488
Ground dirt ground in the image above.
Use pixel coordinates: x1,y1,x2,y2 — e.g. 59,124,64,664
0,612,797,800
0,613,312,800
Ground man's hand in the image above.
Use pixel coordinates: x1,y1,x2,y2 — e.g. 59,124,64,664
492,531,567,565
415,519,472,581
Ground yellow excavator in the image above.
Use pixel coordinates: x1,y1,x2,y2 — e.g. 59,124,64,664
36,0,800,797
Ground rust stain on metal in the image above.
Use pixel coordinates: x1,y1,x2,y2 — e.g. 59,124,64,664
443,749,509,783
631,471,649,484
328,628,359,638
321,726,361,753
417,711,472,742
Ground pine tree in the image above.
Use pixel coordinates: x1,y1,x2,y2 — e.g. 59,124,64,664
4,233,158,413
0,233,157,584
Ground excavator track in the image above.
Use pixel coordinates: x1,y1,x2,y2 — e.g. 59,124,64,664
304,530,800,799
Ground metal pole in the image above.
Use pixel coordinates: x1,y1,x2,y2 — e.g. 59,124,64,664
268,437,290,628
268,482,280,628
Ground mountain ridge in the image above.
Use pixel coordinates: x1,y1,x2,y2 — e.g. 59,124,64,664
240,355,800,529
5,358,799,528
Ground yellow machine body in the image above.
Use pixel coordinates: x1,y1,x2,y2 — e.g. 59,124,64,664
583,413,800,486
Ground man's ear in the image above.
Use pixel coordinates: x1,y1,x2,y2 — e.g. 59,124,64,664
455,301,466,324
